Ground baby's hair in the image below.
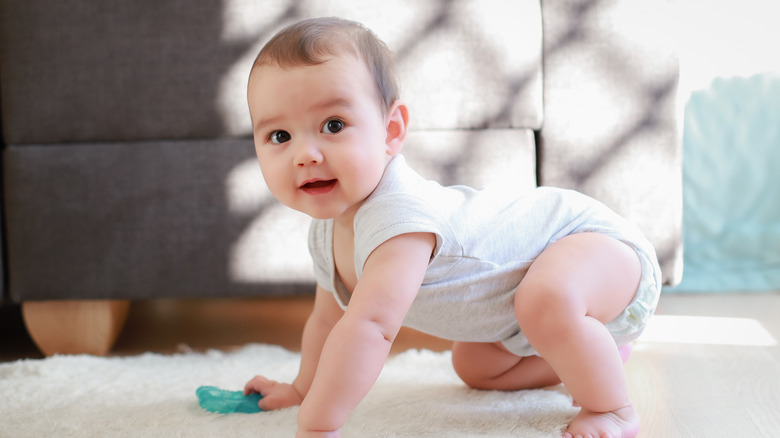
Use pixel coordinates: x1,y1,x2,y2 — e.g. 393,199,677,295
251,17,399,114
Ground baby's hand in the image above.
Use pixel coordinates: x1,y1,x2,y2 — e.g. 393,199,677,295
244,375,304,411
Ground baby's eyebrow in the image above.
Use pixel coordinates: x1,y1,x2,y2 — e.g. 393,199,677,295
311,97,352,112
254,116,281,133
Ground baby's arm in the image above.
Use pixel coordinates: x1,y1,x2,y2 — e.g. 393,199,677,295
244,284,344,410
297,232,435,437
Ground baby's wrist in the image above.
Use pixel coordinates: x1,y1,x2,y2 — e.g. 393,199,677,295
291,380,307,402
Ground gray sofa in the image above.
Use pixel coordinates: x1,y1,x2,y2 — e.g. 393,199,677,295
0,1,681,354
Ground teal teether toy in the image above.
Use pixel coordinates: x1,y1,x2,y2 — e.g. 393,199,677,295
196,386,263,414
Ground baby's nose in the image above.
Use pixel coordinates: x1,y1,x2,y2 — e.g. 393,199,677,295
294,140,324,167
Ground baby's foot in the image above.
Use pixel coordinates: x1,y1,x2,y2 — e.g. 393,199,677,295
562,405,640,438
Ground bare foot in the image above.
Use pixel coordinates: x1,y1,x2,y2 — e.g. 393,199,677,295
562,405,640,438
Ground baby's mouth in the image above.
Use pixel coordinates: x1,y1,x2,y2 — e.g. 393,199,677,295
300,179,337,194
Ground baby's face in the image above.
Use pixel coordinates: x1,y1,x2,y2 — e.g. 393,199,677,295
247,53,394,222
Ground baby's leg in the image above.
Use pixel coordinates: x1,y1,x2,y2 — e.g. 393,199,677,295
452,341,560,391
514,233,641,438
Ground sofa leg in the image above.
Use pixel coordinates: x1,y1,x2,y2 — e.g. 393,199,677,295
22,300,130,356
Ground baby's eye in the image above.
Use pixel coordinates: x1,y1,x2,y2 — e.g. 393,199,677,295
321,119,344,134
269,130,291,144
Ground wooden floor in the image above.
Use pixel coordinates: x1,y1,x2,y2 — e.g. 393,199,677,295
2,292,779,437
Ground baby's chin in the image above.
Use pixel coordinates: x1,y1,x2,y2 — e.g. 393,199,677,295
306,211,337,220
291,205,341,220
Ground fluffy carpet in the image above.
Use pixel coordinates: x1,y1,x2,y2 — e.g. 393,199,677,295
0,344,577,437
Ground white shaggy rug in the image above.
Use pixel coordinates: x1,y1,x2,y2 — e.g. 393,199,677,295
0,344,577,437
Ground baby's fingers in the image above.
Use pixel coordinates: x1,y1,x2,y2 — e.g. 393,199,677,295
244,375,275,396
243,376,303,410
257,392,295,411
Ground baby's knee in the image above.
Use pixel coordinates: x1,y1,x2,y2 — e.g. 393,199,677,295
451,342,510,390
451,342,483,388
513,281,581,337
453,363,491,390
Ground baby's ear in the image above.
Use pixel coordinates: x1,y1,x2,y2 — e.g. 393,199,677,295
385,101,409,156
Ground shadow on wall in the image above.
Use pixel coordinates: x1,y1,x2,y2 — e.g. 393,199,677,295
672,73,780,292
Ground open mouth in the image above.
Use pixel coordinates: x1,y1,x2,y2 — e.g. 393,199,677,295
300,179,337,194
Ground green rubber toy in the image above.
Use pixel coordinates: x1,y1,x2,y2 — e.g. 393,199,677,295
196,386,263,414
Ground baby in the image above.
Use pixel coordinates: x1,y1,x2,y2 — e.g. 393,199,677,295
244,17,661,438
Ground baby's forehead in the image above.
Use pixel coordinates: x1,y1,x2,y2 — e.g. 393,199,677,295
248,52,372,93
247,50,389,119
249,54,380,104
252,50,362,75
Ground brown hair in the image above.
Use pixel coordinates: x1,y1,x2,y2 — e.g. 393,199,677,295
250,17,399,113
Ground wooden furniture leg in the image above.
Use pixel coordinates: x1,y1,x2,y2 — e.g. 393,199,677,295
22,300,130,356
